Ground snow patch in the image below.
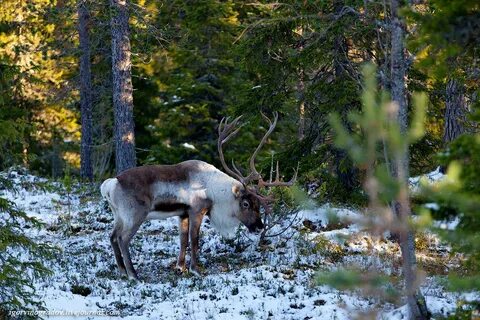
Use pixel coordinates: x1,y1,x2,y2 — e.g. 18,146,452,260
409,167,445,192
0,168,470,319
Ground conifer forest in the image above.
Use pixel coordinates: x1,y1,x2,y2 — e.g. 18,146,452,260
0,0,479,319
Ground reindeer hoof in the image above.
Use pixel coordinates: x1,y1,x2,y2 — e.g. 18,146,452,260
189,266,202,277
175,263,186,274
127,272,139,281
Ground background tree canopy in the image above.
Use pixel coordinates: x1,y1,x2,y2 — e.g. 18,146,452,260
0,0,478,204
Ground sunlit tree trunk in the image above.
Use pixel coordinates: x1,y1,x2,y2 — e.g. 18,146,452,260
296,26,305,141
390,0,429,318
78,0,93,181
297,73,305,140
444,79,467,144
110,0,136,173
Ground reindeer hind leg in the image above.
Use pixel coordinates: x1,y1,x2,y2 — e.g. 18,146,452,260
110,221,127,277
118,216,143,280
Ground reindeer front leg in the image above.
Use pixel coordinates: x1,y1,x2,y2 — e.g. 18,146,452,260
185,198,212,276
176,215,189,273
188,213,203,276
188,207,209,276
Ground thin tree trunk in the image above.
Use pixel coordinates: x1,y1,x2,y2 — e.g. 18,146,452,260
110,0,136,174
78,0,93,181
443,79,467,144
390,3,408,136
297,73,305,140
390,0,429,318
51,130,62,178
296,26,305,141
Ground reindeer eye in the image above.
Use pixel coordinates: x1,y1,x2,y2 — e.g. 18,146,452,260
241,200,250,209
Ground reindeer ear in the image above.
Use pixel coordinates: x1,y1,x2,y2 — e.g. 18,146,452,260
232,184,241,199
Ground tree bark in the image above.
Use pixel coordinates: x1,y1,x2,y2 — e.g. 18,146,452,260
443,79,467,144
78,0,93,181
51,130,62,178
390,0,430,319
294,23,306,141
110,0,136,174
390,1,408,136
297,72,306,140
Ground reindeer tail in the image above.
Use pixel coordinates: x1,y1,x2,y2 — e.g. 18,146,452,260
100,178,117,204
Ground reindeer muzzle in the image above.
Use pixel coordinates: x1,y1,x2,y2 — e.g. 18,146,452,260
248,220,264,234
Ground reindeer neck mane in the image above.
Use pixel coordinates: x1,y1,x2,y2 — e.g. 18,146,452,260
201,166,243,237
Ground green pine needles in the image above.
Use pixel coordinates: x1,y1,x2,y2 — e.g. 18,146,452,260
419,134,480,292
317,63,428,306
0,176,55,319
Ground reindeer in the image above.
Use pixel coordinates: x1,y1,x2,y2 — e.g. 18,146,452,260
100,112,297,279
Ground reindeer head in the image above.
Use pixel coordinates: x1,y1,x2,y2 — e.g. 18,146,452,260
218,112,298,233
231,185,264,233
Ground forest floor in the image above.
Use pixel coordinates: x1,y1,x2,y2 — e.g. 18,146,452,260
1,168,475,320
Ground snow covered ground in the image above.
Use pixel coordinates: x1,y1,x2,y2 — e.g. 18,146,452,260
0,168,472,319
408,167,445,193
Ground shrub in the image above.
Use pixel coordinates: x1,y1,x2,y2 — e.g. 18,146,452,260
0,175,55,319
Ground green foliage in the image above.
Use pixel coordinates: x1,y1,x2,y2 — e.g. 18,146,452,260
233,1,381,201
406,0,480,158
419,134,480,291
329,63,427,193
289,184,317,210
317,63,427,302
0,0,449,201
309,235,346,263
316,269,390,291
439,135,480,194
0,176,55,318
0,59,30,170
140,0,246,166
0,0,80,176
407,0,480,79
436,300,480,320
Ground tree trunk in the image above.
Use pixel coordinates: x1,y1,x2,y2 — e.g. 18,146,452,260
110,0,136,174
443,79,467,144
390,4,408,136
297,73,305,140
390,0,430,319
78,0,93,181
51,130,62,179
296,26,305,141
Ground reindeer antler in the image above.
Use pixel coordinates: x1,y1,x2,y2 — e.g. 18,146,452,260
217,116,248,184
217,112,298,188
258,161,299,188
247,112,278,183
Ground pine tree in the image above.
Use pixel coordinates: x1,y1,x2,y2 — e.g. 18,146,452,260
143,0,245,165
0,181,54,318
110,0,136,173
0,0,83,175
409,0,480,300
233,1,390,202
321,63,430,318
0,52,54,318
